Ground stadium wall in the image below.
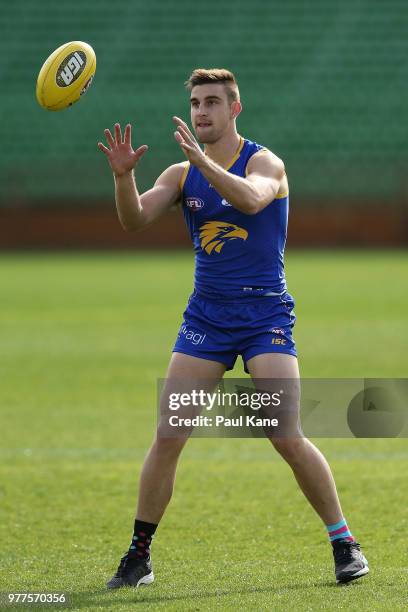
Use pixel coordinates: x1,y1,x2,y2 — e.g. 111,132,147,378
0,201,406,249
1,1,407,247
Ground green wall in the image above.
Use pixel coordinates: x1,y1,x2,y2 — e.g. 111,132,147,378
1,1,407,205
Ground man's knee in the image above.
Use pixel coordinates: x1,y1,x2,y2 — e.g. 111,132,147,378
152,434,188,459
270,436,306,465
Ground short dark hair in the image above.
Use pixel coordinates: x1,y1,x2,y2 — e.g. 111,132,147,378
185,68,240,104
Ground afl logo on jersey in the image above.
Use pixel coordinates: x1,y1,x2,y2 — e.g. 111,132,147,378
221,198,232,207
186,197,205,211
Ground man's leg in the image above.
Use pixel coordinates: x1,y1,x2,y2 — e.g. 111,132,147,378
107,352,225,589
246,353,369,583
247,353,343,524
136,352,226,524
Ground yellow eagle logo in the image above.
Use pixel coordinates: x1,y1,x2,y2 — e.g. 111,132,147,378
199,221,248,254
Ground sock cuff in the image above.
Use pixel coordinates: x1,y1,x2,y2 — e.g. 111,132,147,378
326,517,354,543
326,518,347,532
134,519,158,537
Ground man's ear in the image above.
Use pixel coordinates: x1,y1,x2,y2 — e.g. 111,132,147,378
230,100,242,119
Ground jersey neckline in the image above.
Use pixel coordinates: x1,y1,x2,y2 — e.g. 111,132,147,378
203,136,245,171
224,136,245,170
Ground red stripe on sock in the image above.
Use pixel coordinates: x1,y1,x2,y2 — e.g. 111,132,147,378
329,524,349,537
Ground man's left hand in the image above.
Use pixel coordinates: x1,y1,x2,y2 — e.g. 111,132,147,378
173,117,207,168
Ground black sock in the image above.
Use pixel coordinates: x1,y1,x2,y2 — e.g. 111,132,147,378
128,519,157,559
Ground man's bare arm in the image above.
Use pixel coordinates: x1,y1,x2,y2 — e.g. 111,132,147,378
114,163,185,231
173,117,285,215
196,150,284,215
98,122,185,231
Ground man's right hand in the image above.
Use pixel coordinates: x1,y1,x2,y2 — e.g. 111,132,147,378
98,123,148,177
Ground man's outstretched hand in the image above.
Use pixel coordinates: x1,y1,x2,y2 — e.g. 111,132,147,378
173,117,206,168
98,123,148,177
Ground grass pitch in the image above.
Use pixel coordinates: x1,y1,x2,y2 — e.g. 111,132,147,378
1,250,407,611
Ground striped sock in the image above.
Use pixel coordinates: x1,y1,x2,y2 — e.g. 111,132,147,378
326,518,355,544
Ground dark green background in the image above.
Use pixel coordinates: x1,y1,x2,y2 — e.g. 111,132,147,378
1,0,407,204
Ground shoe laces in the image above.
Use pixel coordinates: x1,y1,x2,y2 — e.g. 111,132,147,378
333,540,361,563
114,551,148,577
115,552,144,576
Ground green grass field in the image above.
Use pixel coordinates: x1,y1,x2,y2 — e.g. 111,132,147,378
1,250,407,611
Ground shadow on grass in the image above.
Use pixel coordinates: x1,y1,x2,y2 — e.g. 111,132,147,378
66,579,362,609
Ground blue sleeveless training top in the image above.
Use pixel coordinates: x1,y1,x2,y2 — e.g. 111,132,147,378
180,137,289,298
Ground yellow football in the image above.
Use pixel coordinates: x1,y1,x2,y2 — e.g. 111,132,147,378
36,41,96,111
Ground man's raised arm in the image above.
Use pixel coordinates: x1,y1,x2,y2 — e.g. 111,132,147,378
173,117,285,215
98,122,185,231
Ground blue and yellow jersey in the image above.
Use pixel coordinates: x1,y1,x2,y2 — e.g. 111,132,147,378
180,137,289,298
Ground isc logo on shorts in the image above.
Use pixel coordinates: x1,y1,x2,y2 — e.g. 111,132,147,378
271,337,286,345
186,197,204,211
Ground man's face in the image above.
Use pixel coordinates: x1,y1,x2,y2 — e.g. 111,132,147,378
190,83,239,143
